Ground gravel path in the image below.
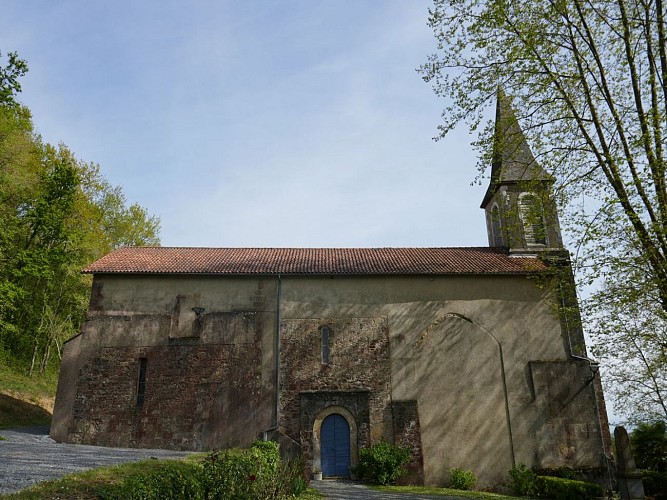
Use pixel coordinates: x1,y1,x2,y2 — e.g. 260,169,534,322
0,426,192,495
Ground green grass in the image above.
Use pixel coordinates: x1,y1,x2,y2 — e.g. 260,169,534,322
373,485,523,499
301,489,324,499
1,455,323,500
0,364,57,429
0,363,59,397
1,458,190,499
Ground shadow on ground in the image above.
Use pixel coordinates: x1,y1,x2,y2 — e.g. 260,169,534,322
0,393,52,429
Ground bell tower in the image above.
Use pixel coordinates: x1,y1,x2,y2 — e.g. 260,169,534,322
481,90,563,254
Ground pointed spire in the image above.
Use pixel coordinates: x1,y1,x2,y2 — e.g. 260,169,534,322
481,89,552,208
480,89,563,252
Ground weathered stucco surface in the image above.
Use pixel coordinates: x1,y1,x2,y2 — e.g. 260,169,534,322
51,272,608,487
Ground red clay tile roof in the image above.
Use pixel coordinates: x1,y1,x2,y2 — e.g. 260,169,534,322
83,247,548,275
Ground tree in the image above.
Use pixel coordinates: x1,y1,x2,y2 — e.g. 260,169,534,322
588,259,667,423
0,51,160,372
0,51,28,107
0,80,41,357
422,0,666,303
421,0,666,423
631,421,667,472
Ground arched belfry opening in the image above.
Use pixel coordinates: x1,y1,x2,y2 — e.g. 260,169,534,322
481,89,563,254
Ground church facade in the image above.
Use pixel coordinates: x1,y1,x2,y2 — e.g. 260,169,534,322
50,95,612,487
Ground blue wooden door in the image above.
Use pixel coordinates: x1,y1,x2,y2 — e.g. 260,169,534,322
321,413,350,477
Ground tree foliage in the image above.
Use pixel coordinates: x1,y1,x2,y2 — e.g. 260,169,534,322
0,51,28,108
588,266,667,423
0,51,160,373
631,421,667,472
421,0,666,423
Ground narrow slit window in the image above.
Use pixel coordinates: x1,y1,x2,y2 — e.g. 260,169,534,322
491,204,503,247
136,357,147,407
321,326,330,364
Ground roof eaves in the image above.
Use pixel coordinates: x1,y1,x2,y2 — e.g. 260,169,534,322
85,268,550,277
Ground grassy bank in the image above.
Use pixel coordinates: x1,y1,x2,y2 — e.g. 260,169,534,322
0,364,57,429
1,456,323,500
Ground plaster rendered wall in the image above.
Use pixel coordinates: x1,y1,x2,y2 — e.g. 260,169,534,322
278,274,606,487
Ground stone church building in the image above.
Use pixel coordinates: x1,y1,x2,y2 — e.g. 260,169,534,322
50,95,611,487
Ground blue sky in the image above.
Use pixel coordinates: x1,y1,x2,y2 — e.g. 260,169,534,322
2,1,488,248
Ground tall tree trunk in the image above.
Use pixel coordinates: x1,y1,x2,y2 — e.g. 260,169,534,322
28,340,38,376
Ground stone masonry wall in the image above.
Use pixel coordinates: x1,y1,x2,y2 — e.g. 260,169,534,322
68,311,268,451
280,317,391,469
392,400,424,485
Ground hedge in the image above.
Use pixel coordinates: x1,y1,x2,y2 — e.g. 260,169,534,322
535,475,604,500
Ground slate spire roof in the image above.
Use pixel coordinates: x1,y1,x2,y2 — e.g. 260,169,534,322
83,246,547,275
481,89,553,208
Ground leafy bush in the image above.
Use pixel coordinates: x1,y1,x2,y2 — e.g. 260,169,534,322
201,440,284,499
248,439,281,476
534,466,579,480
448,468,476,490
100,461,204,500
535,475,604,500
642,470,667,499
632,421,667,472
253,456,308,499
285,457,308,497
291,474,308,496
201,449,256,499
101,440,307,500
354,440,411,485
200,440,307,499
507,463,538,496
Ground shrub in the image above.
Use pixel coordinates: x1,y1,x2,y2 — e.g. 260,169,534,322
101,440,307,500
642,470,667,499
201,440,307,500
449,468,476,490
534,466,579,480
291,474,308,496
535,475,604,500
285,457,308,497
632,421,667,473
507,463,538,496
199,445,240,499
201,449,256,499
100,461,204,500
354,440,411,485
254,456,308,499
248,439,281,476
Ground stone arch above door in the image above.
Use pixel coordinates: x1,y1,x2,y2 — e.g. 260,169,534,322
298,390,371,476
312,405,358,475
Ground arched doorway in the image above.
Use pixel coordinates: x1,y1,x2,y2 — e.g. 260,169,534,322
320,413,351,477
